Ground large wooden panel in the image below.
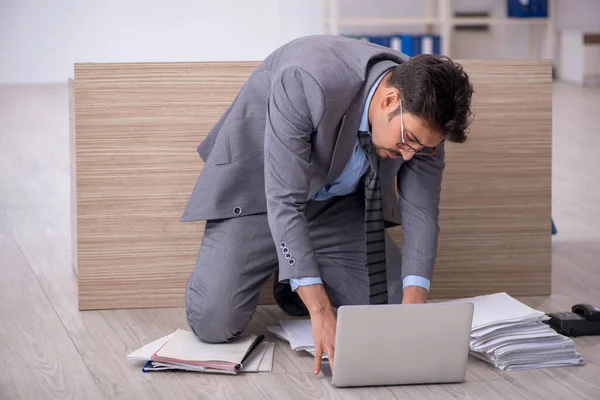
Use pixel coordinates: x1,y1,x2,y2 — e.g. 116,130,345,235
74,62,258,310
73,60,551,310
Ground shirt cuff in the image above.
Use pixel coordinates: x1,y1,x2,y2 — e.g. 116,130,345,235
402,275,431,292
290,277,323,292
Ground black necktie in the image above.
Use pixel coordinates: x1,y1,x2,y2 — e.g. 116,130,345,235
358,131,388,305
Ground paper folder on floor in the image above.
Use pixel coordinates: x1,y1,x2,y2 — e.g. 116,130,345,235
126,329,274,374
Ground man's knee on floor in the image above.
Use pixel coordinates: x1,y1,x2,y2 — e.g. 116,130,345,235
185,299,248,344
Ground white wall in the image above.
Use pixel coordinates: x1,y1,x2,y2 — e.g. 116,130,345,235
1,0,599,84
554,0,600,31
0,0,322,84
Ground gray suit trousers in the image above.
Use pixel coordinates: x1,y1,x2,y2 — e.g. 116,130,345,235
185,188,404,343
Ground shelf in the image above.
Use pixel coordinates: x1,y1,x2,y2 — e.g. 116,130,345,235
451,17,549,26
337,17,549,28
338,17,437,27
323,0,555,59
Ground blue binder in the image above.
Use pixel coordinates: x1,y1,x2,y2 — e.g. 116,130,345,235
507,0,548,18
433,35,441,55
352,34,441,57
400,35,422,57
368,36,392,48
529,0,549,17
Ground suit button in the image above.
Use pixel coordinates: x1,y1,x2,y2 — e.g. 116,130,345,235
280,242,286,248
233,207,242,215
285,253,292,259
288,259,296,266
282,247,289,254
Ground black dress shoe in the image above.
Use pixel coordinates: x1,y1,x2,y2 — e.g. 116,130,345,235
273,272,309,317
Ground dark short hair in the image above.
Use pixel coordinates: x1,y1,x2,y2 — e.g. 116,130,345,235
387,54,474,143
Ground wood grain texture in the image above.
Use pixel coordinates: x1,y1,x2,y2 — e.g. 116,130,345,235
74,62,258,310
69,78,78,275
0,235,103,400
73,60,551,310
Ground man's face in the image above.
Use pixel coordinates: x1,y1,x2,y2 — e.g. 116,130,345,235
369,80,444,161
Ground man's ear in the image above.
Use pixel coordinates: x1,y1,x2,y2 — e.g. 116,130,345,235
383,89,400,110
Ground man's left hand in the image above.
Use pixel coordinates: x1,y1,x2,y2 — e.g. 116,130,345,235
402,286,428,304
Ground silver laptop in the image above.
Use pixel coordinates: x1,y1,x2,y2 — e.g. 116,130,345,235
321,302,474,388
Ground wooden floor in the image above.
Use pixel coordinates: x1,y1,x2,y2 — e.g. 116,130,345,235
1,82,599,400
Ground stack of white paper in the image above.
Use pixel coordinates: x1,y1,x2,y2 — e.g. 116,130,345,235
126,329,275,374
268,319,324,358
445,292,585,371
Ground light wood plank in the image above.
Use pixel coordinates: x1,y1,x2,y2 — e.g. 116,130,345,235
69,78,78,275
73,62,258,310
72,60,552,310
0,234,103,400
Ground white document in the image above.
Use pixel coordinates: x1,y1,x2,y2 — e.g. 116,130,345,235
126,333,174,360
127,329,271,373
471,330,562,351
471,321,551,339
267,326,290,342
444,292,546,330
240,341,268,372
140,341,273,373
258,342,275,372
154,329,257,365
279,319,315,352
444,293,585,371
147,361,206,372
270,320,332,359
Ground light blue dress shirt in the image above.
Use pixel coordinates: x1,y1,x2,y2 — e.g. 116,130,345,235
289,70,431,294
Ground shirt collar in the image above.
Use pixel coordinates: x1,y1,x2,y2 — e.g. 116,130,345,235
359,68,394,133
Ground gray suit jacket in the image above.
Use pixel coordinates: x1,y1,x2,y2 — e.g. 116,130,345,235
181,35,445,284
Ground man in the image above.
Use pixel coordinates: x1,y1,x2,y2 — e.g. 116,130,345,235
181,35,474,375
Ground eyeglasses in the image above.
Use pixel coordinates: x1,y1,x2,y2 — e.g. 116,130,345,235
395,101,437,156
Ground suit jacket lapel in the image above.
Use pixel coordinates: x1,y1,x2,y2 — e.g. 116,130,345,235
325,60,400,185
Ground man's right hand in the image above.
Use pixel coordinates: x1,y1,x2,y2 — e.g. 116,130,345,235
295,284,336,375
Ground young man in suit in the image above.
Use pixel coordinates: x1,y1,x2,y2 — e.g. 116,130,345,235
181,35,474,374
